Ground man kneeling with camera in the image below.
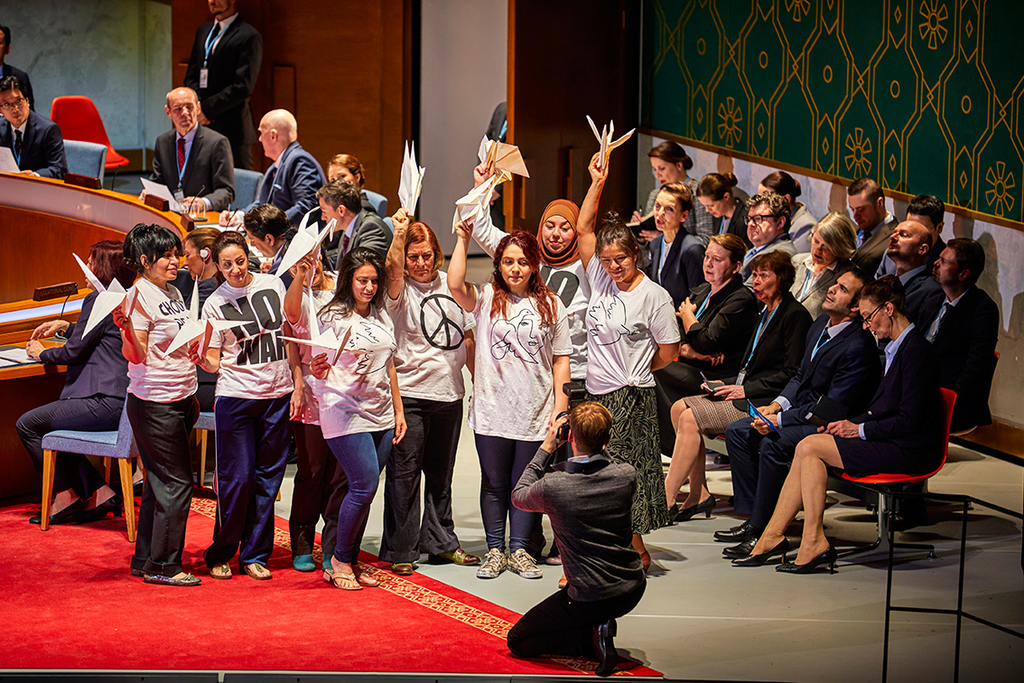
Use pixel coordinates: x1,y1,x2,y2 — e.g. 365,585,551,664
508,401,646,676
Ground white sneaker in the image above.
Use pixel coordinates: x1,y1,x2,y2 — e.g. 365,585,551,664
508,549,543,579
476,548,507,579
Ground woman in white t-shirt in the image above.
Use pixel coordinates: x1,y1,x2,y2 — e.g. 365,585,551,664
190,231,294,582
578,153,682,570
448,224,571,581
112,223,200,587
309,247,407,591
282,252,343,574
379,209,479,576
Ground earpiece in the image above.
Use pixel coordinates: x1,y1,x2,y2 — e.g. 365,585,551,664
200,248,211,260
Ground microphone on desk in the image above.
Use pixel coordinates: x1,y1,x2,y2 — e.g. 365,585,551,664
181,185,207,233
33,282,79,340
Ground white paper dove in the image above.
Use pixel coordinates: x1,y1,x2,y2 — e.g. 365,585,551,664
586,115,634,171
398,141,426,215
477,136,492,165
281,307,355,366
164,277,236,356
488,142,529,178
453,173,505,228
276,218,337,280
73,253,139,337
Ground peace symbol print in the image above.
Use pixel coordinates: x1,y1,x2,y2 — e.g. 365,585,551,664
420,293,465,350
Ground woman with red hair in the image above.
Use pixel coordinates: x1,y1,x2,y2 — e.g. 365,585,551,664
449,222,571,580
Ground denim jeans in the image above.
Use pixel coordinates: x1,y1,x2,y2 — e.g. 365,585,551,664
326,429,394,563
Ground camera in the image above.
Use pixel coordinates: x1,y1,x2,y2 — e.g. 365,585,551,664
554,381,588,462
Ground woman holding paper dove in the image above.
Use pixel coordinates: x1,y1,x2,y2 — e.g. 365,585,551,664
17,240,134,526
112,224,200,586
379,208,479,576
305,247,406,591
448,220,571,581
188,230,294,581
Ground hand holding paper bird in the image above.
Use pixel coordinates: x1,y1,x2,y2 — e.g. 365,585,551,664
398,141,425,215
586,116,634,171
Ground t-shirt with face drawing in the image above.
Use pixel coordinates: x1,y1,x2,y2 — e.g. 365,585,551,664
287,282,336,425
468,283,571,442
313,304,397,440
583,257,680,395
127,276,198,403
203,272,293,400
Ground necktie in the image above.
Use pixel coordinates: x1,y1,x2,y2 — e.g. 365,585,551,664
810,326,830,360
341,233,350,257
177,137,186,173
14,129,22,161
856,229,867,248
925,301,949,343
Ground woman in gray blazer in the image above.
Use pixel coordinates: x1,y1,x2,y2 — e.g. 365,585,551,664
791,212,857,318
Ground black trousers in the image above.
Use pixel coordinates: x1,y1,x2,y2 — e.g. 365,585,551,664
127,393,198,577
508,582,646,659
380,397,463,563
289,420,348,559
16,395,123,499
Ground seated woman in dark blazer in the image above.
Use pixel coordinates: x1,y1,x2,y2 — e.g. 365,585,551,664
16,240,135,524
665,250,812,521
740,275,942,573
653,233,759,456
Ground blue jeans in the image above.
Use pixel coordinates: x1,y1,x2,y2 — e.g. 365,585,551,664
327,430,394,563
474,434,542,552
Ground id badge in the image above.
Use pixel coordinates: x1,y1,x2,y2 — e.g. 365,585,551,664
735,369,747,386
173,189,185,204
199,68,208,89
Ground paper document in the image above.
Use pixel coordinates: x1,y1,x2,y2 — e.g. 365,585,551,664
141,178,183,213
0,147,20,173
0,346,38,365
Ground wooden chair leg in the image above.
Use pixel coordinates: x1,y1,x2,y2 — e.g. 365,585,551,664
118,458,136,542
135,456,146,492
198,429,209,488
40,449,56,532
104,458,112,485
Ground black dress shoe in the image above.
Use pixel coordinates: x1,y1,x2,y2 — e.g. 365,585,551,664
731,538,790,566
776,544,838,574
722,535,757,559
714,520,754,543
592,619,618,677
29,499,84,525
84,495,123,522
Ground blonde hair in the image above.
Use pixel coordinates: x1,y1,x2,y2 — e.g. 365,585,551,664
811,212,858,260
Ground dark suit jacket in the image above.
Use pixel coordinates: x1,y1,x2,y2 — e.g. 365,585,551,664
331,209,393,269
184,17,262,151
851,214,897,274
0,109,66,178
38,291,129,401
152,125,235,211
919,286,999,431
777,314,880,426
714,200,751,247
901,266,944,325
727,292,813,409
683,277,759,378
741,233,797,283
0,63,34,110
647,233,688,308
246,141,326,224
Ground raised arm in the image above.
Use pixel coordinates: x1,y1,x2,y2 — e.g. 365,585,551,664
386,208,410,300
577,152,609,268
446,219,478,313
283,254,313,325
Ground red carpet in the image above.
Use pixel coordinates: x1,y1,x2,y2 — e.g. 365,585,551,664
0,499,660,677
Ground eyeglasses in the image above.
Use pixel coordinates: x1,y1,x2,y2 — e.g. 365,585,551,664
0,96,27,111
745,214,778,227
861,301,887,325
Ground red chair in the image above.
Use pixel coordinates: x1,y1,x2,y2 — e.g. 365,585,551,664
835,387,957,559
49,96,130,171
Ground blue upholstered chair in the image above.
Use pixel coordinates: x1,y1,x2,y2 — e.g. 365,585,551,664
193,411,216,489
364,190,388,218
40,399,139,541
63,140,107,183
232,168,264,209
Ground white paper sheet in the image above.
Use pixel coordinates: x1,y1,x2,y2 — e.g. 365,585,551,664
141,178,183,213
0,147,20,173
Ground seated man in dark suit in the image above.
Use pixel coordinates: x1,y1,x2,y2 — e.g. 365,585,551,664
317,179,393,268
0,25,33,110
144,87,234,212
876,194,946,277
720,269,880,557
0,76,65,178
920,238,999,432
220,109,325,227
848,177,897,274
886,219,943,324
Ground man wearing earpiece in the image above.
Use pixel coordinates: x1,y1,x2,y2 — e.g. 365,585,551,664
508,402,646,677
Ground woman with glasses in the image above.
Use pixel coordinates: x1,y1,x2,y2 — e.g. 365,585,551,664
742,275,941,574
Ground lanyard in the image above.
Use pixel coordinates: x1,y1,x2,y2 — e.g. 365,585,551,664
695,292,711,319
203,23,223,66
176,137,193,188
798,267,817,299
741,304,779,368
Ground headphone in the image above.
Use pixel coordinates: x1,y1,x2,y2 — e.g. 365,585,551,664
200,247,211,261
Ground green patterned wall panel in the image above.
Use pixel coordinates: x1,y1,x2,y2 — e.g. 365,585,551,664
641,0,1024,226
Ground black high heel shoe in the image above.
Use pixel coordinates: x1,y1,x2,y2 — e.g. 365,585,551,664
84,495,123,522
731,537,790,566
670,495,716,522
776,544,838,574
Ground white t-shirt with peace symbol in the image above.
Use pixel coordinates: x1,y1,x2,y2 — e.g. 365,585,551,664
314,305,397,439
385,272,475,403
583,257,680,395
468,283,571,441
203,272,294,400
127,276,197,403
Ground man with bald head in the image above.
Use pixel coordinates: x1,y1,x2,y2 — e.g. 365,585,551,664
147,87,234,212
221,108,325,227
885,219,943,323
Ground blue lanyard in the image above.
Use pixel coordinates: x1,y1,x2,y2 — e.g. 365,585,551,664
176,136,193,187
695,293,711,319
798,268,816,299
203,23,223,65
742,304,778,367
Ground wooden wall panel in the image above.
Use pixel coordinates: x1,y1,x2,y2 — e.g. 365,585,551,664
171,0,412,207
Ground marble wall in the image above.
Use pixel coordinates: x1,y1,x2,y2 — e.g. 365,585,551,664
0,0,171,152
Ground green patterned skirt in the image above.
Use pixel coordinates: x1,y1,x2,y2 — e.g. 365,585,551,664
586,385,669,535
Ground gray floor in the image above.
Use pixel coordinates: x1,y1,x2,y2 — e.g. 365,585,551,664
265,260,1024,681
